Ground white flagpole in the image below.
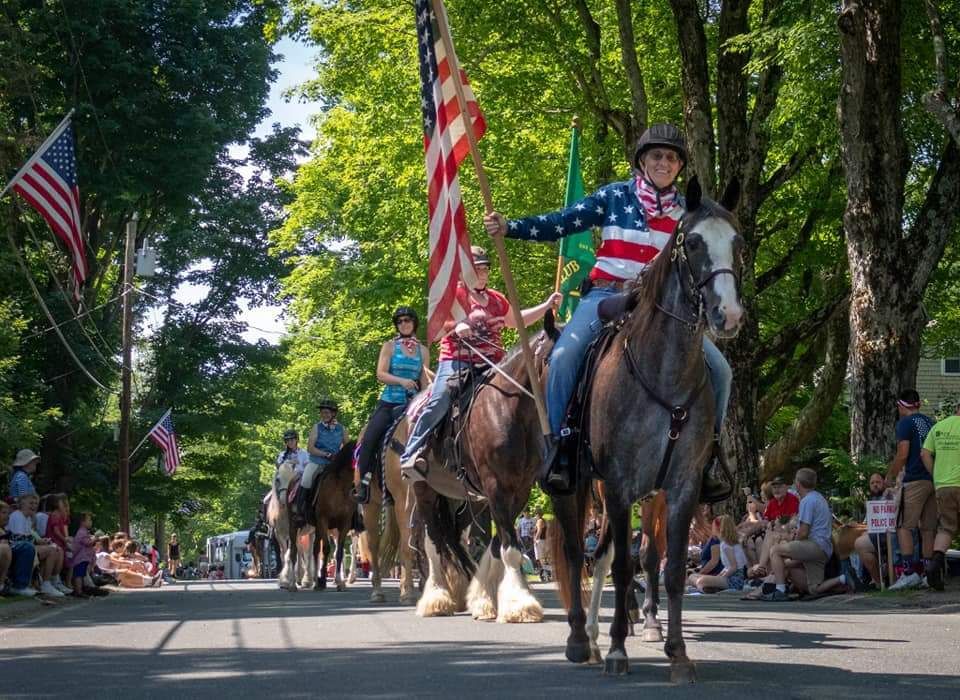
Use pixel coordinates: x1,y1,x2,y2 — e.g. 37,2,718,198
0,109,76,199
130,408,171,459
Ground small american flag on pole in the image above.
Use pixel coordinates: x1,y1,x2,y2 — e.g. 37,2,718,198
148,409,181,476
415,0,486,342
4,114,87,299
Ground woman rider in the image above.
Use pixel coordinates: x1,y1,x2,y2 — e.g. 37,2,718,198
296,399,349,524
483,123,733,502
399,246,560,477
353,307,431,504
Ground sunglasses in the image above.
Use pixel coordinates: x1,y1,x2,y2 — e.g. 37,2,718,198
397,317,414,324
646,150,681,164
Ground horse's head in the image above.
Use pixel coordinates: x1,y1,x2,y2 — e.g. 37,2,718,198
677,176,745,339
273,459,296,502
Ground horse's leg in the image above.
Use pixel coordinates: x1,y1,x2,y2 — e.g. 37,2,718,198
641,499,664,643
467,537,502,620
496,514,543,624
396,490,419,606
603,499,632,676
586,540,614,664
663,491,698,684
335,530,347,591
348,534,359,585
284,520,299,591
553,488,590,663
363,490,384,601
416,533,457,617
316,528,329,590
300,527,315,589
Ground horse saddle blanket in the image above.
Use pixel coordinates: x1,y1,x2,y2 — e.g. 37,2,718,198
287,474,301,505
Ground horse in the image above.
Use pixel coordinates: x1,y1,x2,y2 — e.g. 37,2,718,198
309,440,359,591
552,176,745,682
266,458,305,590
406,325,558,623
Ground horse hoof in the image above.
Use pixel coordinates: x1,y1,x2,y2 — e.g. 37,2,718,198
315,580,326,591
629,609,641,624
399,593,420,606
565,640,591,664
642,627,664,643
347,574,357,585
370,591,386,604
416,588,457,617
469,596,497,620
670,661,697,684
336,583,346,592
496,597,544,624
603,652,630,676
587,645,603,665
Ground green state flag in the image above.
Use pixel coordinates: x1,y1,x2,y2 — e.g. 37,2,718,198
557,123,595,321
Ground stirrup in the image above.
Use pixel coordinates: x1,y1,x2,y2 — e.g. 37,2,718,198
353,482,370,505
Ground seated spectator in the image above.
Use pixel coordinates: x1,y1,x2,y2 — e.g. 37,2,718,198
763,468,848,601
689,515,748,593
107,538,162,587
853,472,896,588
763,476,800,521
1,501,38,597
46,494,73,591
70,512,97,598
0,501,15,595
920,400,960,591
94,536,119,584
738,494,766,565
8,449,40,501
6,492,67,597
687,523,723,587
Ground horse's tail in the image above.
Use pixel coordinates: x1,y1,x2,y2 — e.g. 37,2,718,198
426,494,476,578
552,479,593,611
378,502,400,572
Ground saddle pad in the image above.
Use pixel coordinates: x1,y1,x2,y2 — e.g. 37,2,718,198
406,390,430,423
287,475,301,505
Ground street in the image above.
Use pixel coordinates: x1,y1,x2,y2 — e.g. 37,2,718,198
3,580,959,699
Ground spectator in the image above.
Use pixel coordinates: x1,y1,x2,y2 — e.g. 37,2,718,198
687,522,723,588
887,389,936,590
8,449,40,501
70,512,97,598
1,501,37,597
0,501,13,595
763,476,800,521
690,515,747,592
921,400,960,591
7,492,67,597
533,510,548,569
517,511,536,560
738,494,766,565
46,494,73,591
167,534,181,579
853,472,896,588
763,468,848,601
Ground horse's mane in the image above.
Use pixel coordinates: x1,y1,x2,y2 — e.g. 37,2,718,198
328,440,357,479
497,328,549,383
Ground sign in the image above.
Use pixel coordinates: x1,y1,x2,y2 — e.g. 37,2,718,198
866,499,897,534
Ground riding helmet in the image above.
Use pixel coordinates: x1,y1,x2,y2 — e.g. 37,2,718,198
282,429,298,441
317,398,339,413
633,123,688,171
471,246,491,267
392,306,419,332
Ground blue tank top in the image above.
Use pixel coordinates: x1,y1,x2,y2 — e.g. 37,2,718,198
310,421,345,465
380,339,423,405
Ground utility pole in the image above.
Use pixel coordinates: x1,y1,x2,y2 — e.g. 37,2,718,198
118,214,137,533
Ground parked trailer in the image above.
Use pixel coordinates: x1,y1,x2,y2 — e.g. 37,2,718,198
205,530,253,580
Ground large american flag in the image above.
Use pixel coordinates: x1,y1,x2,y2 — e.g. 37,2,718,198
416,0,486,342
9,117,87,298
148,409,181,476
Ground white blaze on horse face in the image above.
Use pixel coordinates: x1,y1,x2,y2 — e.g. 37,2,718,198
694,218,744,332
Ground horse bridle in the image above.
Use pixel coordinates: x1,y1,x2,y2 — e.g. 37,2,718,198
661,224,741,328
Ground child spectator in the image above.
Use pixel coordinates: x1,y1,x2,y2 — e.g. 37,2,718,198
738,494,766,565
687,521,723,588
46,494,73,590
8,449,40,500
7,492,67,597
71,512,96,598
689,515,747,592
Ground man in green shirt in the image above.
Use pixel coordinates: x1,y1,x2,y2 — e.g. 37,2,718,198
920,401,960,591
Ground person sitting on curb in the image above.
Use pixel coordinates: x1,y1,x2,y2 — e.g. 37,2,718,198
853,472,896,589
763,468,848,601
920,400,960,591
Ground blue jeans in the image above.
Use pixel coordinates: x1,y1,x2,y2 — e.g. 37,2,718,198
9,540,36,589
547,287,733,435
401,359,470,461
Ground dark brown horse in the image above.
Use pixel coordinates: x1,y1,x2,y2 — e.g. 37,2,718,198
553,177,745,682
407,325,558,622
310,440,359,591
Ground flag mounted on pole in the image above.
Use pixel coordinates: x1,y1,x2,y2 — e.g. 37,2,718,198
147,409,181,476
1,112,87,300
415,0,486,342
555,119,595,321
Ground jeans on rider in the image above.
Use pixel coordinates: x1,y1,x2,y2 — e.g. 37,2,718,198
546,287,733,436
401,359,471,463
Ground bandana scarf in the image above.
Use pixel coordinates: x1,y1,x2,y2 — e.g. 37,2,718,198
636,175,680,219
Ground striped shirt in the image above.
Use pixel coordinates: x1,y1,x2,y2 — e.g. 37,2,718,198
506,179,683,281
8,469,35,500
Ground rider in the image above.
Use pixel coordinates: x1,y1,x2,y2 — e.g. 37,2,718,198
399,246,560,478
353,307,432,504
276,429,310,475
483,123,733,502
296,399,349,523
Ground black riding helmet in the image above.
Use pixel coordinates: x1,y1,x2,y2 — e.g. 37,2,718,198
392,306,419,333
282,429,298,441
633,123,688,172
317,398,338,413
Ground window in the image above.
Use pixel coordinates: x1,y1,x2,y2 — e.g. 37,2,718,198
944,357,960,376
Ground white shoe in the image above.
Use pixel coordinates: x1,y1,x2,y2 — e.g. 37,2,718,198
889,572,921,591
40,581,66,597
54,581,72,594
11,586,38,597
918,575,929,590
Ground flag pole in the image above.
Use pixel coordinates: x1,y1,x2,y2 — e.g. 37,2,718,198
0,109,75,199
429,0,551,439
555,116,581,295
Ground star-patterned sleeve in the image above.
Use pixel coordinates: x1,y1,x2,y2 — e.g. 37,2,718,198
504,187,611,242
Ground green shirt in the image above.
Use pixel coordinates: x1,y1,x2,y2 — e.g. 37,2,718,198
922,415,960,489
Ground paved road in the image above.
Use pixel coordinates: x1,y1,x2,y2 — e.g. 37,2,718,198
3,580,959,699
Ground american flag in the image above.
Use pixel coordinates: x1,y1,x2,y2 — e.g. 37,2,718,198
9,117,87,298
148,409,181,475
416,0,486,342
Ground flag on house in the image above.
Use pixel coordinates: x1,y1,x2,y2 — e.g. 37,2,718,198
415,0,486,342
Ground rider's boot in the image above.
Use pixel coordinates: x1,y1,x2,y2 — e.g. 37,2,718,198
353,472,372,505
699,432,734,504
294,484,313,527
540,434,572,495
